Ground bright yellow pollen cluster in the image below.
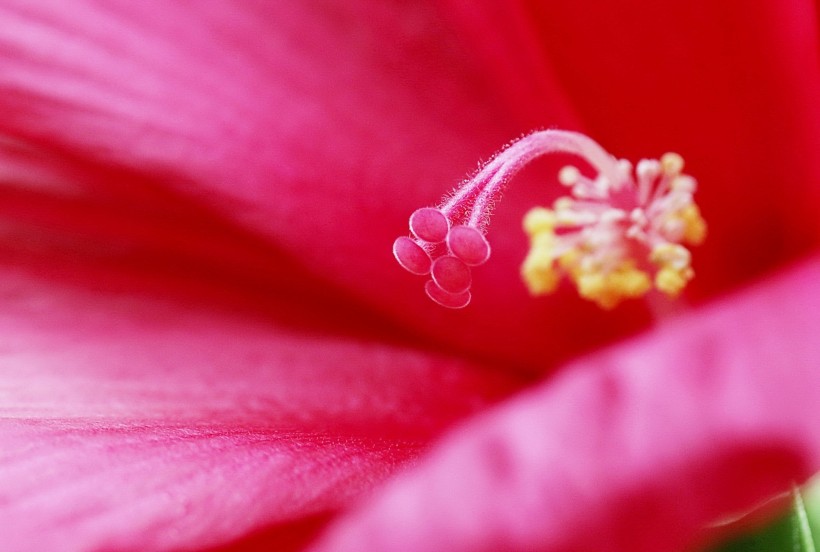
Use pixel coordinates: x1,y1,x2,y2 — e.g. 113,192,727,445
520,151,706,309
678,204,707,245
664,153,707,246
521,207,652,309
573,261,652,310
650,243,695,297
520,208,561,294
521,206,703,309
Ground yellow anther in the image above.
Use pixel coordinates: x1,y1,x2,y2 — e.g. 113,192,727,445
557,248,579,269
529,231,553,250
651,243,695,297
574,262,651,310
611,264,652,297
660,152,684,176
558,247,584,278
576,271,609,304
679,204,707,245
522,252,561,294
522,219,560,295
522,245,559,295
655,266,693,297
522,207,556,235
650,243,691,270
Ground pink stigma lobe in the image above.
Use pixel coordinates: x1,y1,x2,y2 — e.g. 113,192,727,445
431,255,472,294
393,236,432,275
424,280,471,309
410,208,449,243
447,226,491,267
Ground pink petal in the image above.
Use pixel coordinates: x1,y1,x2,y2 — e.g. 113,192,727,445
2,421,409,552
312,255,820,552
3,2,819,372
0,265,520,551
0,1,647,371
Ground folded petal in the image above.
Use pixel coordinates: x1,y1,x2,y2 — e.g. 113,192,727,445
312,255,820,552
0,264,520,551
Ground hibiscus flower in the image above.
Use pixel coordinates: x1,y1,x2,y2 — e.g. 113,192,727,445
1,1,819,551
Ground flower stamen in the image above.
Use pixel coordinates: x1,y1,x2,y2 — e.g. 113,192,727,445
393,130,706,309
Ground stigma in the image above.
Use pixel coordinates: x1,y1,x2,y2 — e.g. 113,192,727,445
393,130,706,309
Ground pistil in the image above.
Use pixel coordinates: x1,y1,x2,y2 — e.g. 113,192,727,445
393,130,706,309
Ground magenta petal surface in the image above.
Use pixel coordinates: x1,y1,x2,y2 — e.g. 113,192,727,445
312,257,820,552
0,266,519,552
2,421,408,552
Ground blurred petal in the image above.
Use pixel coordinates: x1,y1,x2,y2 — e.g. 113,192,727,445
0,264,519,551
312,256,820,552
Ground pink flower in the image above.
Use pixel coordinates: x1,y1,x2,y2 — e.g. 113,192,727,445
0,1,818,551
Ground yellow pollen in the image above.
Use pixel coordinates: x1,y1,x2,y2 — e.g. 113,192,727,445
655,266,693,297
521,225,560,295
679,204,707,245
520,147,705,310
522,207,556,235
650,243,691,270
576,272,608,305
522,205,656,310
558,247,583,277
650,243,695,297
522,250,560,294
574,262,651,310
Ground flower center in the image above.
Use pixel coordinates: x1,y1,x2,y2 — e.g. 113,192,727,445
393,130,706,309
